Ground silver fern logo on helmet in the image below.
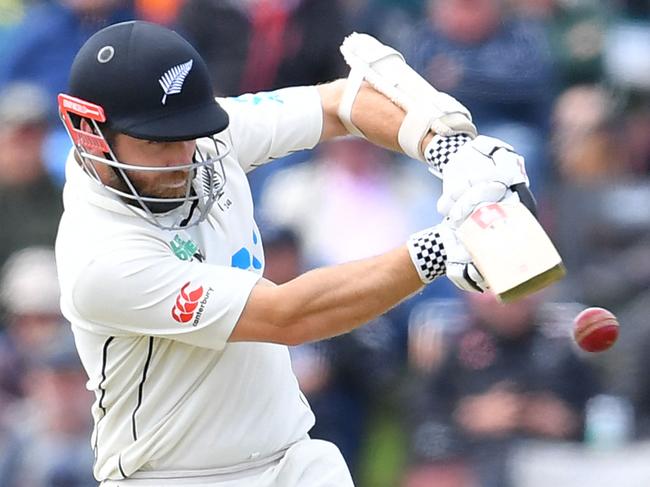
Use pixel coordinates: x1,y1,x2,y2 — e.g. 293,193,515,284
159,59,193,105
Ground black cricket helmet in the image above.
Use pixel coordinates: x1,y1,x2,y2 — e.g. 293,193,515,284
59,21,230,230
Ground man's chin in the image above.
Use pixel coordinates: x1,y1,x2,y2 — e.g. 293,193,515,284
139,186,188,200
142,193,187,201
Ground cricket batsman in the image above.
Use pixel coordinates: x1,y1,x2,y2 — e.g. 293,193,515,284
55,21,529,486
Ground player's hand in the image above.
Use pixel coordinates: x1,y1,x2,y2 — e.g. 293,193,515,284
437,219,488,292
407,219,488,292
445,182,521,229
433,135,529,220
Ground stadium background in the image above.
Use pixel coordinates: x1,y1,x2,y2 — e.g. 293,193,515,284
0,0,648,485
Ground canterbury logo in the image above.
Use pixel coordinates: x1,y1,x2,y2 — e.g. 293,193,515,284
171,282,204,323
159,59,193,105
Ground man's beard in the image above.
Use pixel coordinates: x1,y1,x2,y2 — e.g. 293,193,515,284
137,170,191,199
111,168,191,198
108,168,193,212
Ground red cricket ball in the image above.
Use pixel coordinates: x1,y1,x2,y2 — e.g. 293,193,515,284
573,307,619,353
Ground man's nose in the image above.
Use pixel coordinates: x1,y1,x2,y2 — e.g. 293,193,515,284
168,140,196,166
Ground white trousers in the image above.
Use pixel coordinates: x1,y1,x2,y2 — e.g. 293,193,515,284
100,439,354,487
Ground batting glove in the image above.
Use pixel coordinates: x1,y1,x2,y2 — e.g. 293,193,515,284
423,134,529,222
407,219,487,292
445,181,522,229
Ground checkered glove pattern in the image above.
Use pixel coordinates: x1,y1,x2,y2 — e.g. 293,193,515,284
407,228,447,284
408,222,488,291
423,133,473,177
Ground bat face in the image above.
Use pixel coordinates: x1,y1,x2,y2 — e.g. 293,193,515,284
457,201,565,302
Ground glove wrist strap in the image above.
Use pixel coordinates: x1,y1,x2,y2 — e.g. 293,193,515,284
338,68,367,138
423,133,472,177
407,227,447,284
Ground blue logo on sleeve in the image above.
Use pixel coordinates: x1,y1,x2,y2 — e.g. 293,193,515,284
233,92,284,105
231,231,263,271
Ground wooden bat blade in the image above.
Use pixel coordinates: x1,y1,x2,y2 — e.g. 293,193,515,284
497,263,566,302
457,202,565,302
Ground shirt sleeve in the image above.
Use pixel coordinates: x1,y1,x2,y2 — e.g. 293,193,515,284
71,236,261,350
216,86,323,172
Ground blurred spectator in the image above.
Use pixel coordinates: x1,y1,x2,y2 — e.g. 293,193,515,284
509,0,557,18
291,313,401,480
620,0,650,18
604,14,650,93
260,224,303,284
0,329,95,487
550,84,624,184
627,290,650,439
549,83,650,316
176,0,347,96
0,0,135,102
260,138,440,267
0,247,63,408
549,0,608,87
262,226,402,478
135,0,182,25
622,102,650,174
511,0,608,87
344,0,425,50
0,83,63,268
402,293,599,487
0,0,24,61
0,1,136,183
555,181,650,307
406,0,554,194
549,175,650,399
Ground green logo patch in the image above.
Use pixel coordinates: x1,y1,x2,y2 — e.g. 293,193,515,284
170,235,200,261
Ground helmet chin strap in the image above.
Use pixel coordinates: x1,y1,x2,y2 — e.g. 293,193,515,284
179,198,200,227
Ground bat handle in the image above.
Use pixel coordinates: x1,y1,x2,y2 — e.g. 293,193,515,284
511,183,537,218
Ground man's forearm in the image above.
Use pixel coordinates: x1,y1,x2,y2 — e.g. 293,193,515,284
317,80,434,153
232,246,424,345
278,246,422,343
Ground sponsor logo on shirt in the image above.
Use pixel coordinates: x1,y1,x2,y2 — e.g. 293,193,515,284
231,231,263,271
169,235,204,262
171,282,213,326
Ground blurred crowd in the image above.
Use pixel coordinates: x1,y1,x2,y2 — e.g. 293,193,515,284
0,0,649,486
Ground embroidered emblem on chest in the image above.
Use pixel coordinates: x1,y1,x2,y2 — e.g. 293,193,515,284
169,235,204,262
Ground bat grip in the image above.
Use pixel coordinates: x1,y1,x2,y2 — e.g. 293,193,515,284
511,183,537,218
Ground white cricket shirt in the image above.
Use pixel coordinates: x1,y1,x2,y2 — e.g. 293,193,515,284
55,87,322,481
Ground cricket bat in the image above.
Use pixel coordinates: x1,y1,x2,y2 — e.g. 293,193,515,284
336,34,565,300
457,184,565,302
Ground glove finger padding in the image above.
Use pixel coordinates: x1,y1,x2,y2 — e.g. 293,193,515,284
431,135,530,217
407,219,486,292
446,181,513,228
436,220,488,292
446,261,487,292
436,179,471,216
